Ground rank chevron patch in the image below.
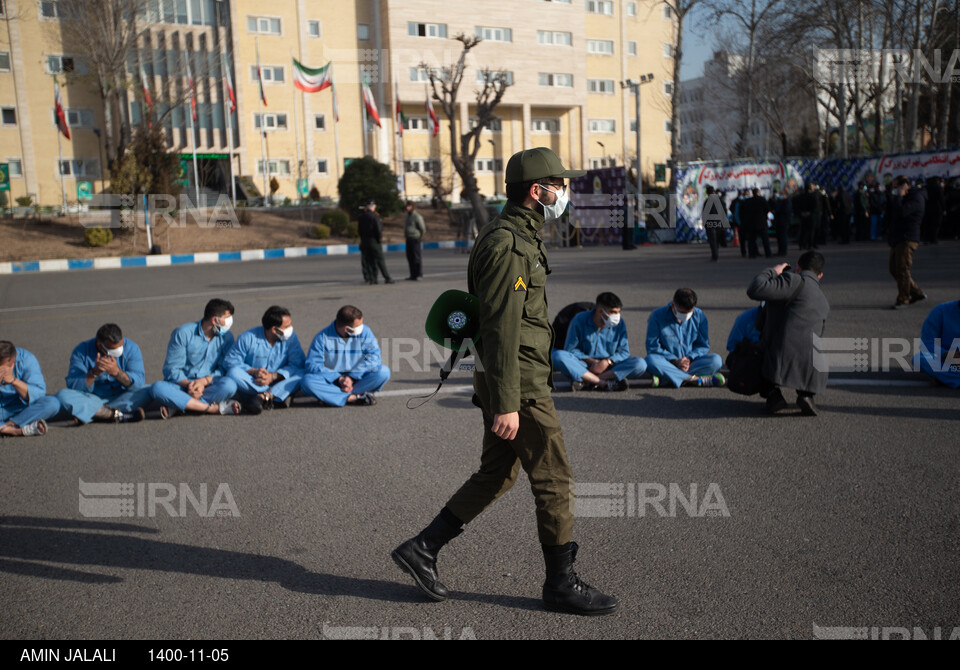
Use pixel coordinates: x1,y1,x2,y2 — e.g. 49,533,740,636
514,275,527,292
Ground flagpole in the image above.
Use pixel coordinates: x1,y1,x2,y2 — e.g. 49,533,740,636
222,53,236,207
395,80,405,200
361,66,368,157
257,37,269,207
185,55,200,207
54,76,67,213
332,64,341,185
293,84,303,206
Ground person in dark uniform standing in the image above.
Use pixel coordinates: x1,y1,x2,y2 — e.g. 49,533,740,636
391,147,618,616
403,200,426,280
357,200,394,285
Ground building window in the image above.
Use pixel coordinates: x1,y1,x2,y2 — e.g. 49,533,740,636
630,120,637,132
588,119,616,133
665,120,674,132
409,67,449,83
537,30,572,46
0,1,5,16
1,107,16,126
54,108,95,128
403,116,428,131
247,16,282,35
45,55,80,74
58,159,100,178
663,81,673,97
316,159,328,174
469,117,502,131
257,159,290,175
254,113,288,130
0,52,9,72
404,159,441,173
314,114,326,130
476,71,513,86
627,41,637,57
408,22,447,38
663,3,673,19
357,23,370,40
589,157,615,169
587,40,614,55
587,79,615,94
586,0,613,15
627,2,637,16
538,73,573,87
475,158,503,172
6,158,22,177
252,65,284,83
531,118,560,133
39,1,64,19
663,43,674,58
307,20,321,38
475,26,511,42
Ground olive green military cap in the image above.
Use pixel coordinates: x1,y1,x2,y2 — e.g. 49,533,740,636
504,147,586,184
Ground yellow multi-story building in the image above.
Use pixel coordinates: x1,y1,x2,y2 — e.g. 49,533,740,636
0,0,675,207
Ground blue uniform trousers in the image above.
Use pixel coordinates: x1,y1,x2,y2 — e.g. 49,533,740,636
150,377,239,412
644,353,723,388
551,350,647,383
228,368,301,401
300,365,390,406
56,387,153,424
1,396,61,427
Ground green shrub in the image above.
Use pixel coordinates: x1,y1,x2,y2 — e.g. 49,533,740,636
337,156,403,219
321,209,350,235
16,196,33,207
84,226,114,247
310,223,331,239
344,221,358,239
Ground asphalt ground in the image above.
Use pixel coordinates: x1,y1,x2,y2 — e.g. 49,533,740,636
1,238,958,640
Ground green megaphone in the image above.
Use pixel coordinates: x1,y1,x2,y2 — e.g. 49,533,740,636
425,289,481,353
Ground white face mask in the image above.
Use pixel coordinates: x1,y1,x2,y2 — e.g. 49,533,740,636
673,306,694,324
106,345,123,358
215,315,233,334
277,326,294,341
346,324,364,337
601,310,621,327
537,184,569,222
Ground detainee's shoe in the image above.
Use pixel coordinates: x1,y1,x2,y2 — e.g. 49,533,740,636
604,379,629,392
392,513,463,602
241,397,263,415
697,373,726,387
273,396,293,409
159,405,179,420
114,408,145,423
20,419,48,437
570,381,592,392
351,392,377,406
542,542,619,616
651,376,660,388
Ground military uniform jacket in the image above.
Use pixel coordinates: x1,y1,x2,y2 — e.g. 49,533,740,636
468,202,554,415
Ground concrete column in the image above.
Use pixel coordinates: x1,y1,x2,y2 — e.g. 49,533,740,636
522,102,531,149
7,1,38,199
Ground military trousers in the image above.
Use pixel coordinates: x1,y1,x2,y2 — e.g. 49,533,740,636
889,241,923,305
445,395,574,546
360,238,391,283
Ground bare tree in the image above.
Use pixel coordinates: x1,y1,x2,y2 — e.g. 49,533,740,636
421,35,510,228
664,1,708,191
56,1,157,172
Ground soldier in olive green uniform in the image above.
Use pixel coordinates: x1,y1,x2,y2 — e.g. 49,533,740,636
392,148,618,616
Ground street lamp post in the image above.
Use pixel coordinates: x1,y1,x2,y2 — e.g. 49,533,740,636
620,73,654,250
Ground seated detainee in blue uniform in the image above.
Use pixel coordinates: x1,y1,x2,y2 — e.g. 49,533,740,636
913,299,960,388
151,298,241,419
224,305,305,413
644,288,725,388
0,340,60,437
551,292,646,391
726,305,763,352
56,323,151,424
301,305,390,406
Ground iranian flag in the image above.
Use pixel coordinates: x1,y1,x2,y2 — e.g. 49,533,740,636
222,53,236,113
395,84,405,136
293,59,333,93
426,91,439,137
54,79,70,140
361,74,381,127
139,62,153,108
185,57,197,121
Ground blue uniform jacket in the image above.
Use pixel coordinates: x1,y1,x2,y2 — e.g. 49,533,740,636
65,338,146,397
563,310,631,363
224,326,306,379
1,348,47,414
645,305,711,360
306,322,383,382
726,307,762,352
162,321,235,382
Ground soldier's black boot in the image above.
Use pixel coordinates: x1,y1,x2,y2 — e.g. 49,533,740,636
392,509,463,601
542,542,619,616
